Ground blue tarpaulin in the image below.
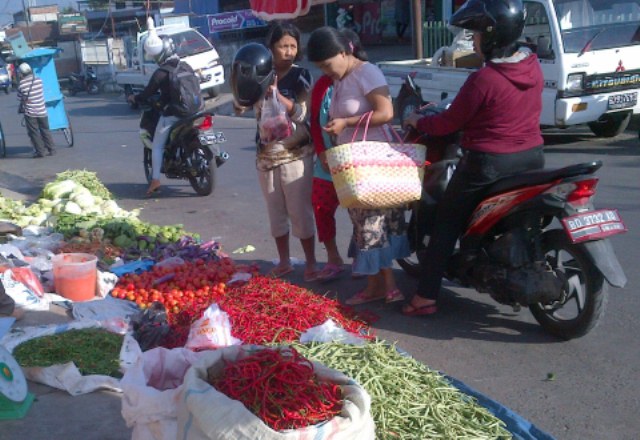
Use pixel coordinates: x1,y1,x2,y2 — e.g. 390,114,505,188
445,375,556,440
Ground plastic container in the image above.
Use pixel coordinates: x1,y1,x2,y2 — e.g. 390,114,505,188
52,253,98,301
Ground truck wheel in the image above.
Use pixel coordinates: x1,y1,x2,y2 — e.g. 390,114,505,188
588,112,631,138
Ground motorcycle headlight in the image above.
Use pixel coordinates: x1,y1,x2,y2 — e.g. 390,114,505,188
566,73,584,93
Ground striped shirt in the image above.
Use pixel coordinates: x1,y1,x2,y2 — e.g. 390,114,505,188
17,74,47,117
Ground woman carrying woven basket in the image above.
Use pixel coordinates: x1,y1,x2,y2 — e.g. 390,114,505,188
307,27,410,305
403,0,545,316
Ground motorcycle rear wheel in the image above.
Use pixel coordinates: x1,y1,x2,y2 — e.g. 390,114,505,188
143,148,153,184
530,230,607,340
188,148,216,196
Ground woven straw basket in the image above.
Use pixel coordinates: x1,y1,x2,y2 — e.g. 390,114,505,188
327,121,426,209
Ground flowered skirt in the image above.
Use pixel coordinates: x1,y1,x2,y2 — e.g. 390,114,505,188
347,207,410,275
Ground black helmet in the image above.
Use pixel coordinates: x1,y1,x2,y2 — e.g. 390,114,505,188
450,0,525,59
230,43,274,107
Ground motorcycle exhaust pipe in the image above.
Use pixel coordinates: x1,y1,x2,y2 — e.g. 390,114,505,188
216,151,229,167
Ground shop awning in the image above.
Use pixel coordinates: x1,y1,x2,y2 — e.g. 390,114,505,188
249,0,335,21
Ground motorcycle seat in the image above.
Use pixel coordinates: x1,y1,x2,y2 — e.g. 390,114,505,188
486,160,603,197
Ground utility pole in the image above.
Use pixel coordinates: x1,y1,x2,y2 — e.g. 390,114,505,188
22,0,33,43
412,0,423,59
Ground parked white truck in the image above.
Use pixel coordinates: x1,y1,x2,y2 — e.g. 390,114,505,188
380,0,640,138
116,24,225,102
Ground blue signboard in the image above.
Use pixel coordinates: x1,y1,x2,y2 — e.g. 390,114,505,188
207,10,266,33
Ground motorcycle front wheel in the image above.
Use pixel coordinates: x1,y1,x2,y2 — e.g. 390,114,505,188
88,83,100,94
143,148,152,184
187,148,215,196
530,230,607,340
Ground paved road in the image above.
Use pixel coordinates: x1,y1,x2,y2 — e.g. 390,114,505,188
0,88,638,440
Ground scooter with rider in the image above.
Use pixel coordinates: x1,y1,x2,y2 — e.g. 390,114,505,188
128,21,226,197
399,0,627,339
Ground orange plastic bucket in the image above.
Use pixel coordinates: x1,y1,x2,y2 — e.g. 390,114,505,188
52,253,98,302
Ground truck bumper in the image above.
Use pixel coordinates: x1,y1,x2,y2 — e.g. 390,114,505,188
197,65,225,91
555,91,639,126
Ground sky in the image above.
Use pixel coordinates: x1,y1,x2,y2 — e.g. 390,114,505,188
1,0,78,27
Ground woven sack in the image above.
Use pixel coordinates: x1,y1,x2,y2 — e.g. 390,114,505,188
326,112,426,209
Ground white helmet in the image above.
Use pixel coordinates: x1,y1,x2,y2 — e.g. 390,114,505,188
18,63,32,75
143,17,163,57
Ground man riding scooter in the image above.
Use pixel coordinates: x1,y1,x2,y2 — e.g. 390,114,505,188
128,28,201,196
402,0,545,316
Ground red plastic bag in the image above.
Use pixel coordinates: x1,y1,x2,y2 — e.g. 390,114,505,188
10,267,45,298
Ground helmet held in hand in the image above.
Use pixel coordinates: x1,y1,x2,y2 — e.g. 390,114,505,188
230,43,274,108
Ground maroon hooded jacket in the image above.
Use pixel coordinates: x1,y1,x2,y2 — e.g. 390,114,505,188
417,52,544,154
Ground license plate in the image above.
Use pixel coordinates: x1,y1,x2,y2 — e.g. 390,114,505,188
199,131,225,145
607,92,637,110
561,209,627,243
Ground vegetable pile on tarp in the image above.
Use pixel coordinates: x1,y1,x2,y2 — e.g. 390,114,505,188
13,328,124,378
0,170,203,261
208,346,343,431
216,277,373,345
117,269,373,349
293,341,512,440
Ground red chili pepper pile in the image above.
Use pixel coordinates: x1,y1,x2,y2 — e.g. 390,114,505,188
210,347,343,431
114,260,375,348
218,276,374,344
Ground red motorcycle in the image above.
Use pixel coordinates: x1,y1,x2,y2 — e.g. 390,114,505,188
398,75,627,339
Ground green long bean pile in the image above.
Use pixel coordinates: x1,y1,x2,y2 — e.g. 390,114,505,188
293,341,511,440
13,329,124,378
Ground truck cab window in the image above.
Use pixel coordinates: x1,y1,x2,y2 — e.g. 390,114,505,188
522,2,555,59
554,0,640,53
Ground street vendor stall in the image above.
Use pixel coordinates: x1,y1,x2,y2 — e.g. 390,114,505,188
0,170,556,439
18,48,74,147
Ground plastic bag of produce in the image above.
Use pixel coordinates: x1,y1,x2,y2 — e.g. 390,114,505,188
120,334,209,440
176,345,375,440
259,89,293,145
1,268,48,310
184,304,242,350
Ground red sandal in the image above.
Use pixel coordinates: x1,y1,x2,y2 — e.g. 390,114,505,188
345,290,386,305
402,301,438,316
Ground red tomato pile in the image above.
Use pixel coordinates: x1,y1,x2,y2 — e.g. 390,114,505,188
111,258,256,314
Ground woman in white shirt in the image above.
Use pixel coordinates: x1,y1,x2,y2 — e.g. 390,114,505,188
307,27,410,306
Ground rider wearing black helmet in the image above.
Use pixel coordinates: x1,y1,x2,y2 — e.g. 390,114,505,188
403,0,545,316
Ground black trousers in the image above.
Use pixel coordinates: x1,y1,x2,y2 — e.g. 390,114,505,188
25,115,55,155
417,146,545,300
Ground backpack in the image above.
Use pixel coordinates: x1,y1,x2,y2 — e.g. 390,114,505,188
161,61,203,117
